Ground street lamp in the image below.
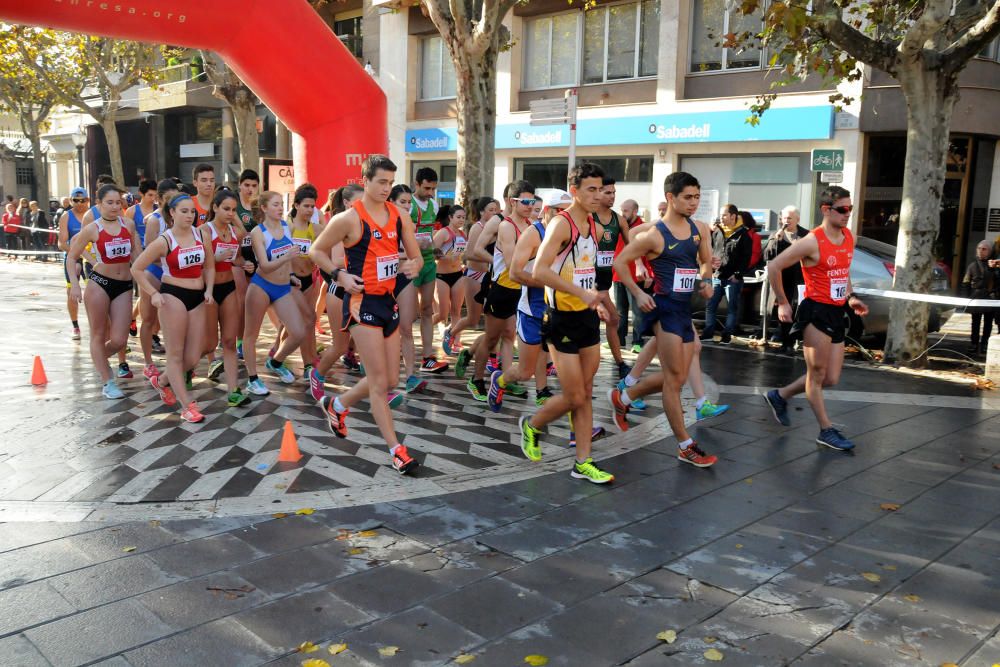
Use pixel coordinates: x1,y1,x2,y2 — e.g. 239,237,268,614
71,129,86,190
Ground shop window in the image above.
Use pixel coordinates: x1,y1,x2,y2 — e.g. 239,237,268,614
690,0,763,72
420,36,457,100
524,1,657,90
335,16,363,60
16,166,33,186
515,156,653,188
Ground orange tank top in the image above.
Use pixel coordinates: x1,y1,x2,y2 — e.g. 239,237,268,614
802,226,854,306
343,199,402,296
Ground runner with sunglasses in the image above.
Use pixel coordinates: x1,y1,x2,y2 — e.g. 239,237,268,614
762,186,868,451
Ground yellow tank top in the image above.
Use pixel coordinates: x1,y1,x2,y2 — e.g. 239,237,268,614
290,221,316,270
494,217,525,289
546,211,597,312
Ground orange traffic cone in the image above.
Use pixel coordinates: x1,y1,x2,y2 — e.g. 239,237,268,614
30,355,47,386
277,420,302,462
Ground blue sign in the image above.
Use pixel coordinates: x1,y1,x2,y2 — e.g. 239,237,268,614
406,106,834,153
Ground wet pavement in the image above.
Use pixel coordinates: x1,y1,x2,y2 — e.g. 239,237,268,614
1,260,999,666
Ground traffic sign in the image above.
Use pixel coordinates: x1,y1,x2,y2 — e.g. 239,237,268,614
529,96,576,127
811,149,845,171
820,170,844,183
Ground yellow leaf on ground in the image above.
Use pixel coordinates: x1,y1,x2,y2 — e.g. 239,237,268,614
298,641,319,653
879,503,901,511
273,512,288,519
149,520,160,527
328,643,347,655
735,544,743,549
883,564,897,571
524,656,549,666
122,546,136,553
454,654,476,664
302,660,330,667
703,636,718,643
656,630,677,644
356,530,379,538
862,572,881,583
704,648,724,661
378,646,400,657
745,478,753,484
348,547,365,555
904,594,921,603
295,508,315,515
939,663,958,667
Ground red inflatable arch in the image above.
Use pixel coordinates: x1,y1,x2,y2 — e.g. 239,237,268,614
0,0,387,193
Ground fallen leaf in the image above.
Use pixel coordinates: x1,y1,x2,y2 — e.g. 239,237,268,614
862,572,881,583
524,656,549,666
348,547,365,555
879,503,901,512
328,643,347,655
148,520,161,527
735,544,743,549
273,512,288,519
745,477,753,484
656,630,677,644
274,484,287,490
298,641,319,653
122,546,136,553
703,636,718,644
992,463,1000,470
940,662,958,666
883,564,897,571
295,508,315,515
904,594,921,603
454,654,476,664
301,660,330,667
378,646,400,657
704,648,724,661
356,529,379,538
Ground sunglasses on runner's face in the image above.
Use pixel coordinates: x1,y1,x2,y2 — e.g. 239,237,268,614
827,205,853,214
72,198,88,203
515,198,537,206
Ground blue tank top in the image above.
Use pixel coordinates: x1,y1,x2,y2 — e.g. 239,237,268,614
89,205,99,221
517,221,547,317
132,206,147,248
66,209,83,241
652,219,701,302
260,221,294,261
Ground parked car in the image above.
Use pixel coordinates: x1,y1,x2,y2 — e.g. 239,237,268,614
692,233,953,339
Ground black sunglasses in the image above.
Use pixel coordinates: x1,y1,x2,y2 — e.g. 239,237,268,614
828,205,853,215
72,198,88,203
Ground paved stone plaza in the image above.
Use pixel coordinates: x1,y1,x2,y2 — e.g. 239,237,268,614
1,261,999,666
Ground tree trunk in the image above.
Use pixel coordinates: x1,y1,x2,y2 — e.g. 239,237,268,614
449,40,499,208
883,66,959,366
231,90,260,172
100,114,125,187
28,122,49,209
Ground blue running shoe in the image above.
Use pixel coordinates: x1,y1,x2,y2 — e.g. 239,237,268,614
265,358,295,384
764,389,790,426
696,400,729,421
442,327,454,356
817,427,855,451
487,370,505,412
615,379,646,411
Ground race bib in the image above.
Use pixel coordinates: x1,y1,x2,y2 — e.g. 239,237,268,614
597,250,614,269
240,235,252,248
830,278,848,301
178,246,204,268
797,284,806,303
672,268,698,293
271,243,293,260
573,266,596,291
214,242,239,263
454,239,467,254
292,238,312,254
104,237,130,260
377,253,399,281
416,232,433,245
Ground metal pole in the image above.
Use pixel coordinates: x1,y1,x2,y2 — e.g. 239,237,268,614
566,88,577,176
76,145,84,187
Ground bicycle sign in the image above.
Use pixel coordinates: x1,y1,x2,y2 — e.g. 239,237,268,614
811,149,845,171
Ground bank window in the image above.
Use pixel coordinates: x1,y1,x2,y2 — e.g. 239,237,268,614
582,0,659,83
335,15,363,60
420,36,457,100
523,13,580,89
690,0,763,72
515,156,653,188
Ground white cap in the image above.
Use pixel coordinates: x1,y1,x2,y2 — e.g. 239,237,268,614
540,188,572,210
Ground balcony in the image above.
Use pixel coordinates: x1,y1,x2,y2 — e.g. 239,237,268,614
138,64,225,114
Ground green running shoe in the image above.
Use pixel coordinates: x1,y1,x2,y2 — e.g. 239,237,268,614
519,416,542,462
570,458,614,484
227,388,252,407
535,386,554,406
467,378,487,402
455,348,471,378
696,400,730,421
506,382,527,397
630,344,643,354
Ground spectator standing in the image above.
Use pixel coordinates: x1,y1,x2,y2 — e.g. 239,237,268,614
17,198,31,251
613,198,652,352
964,240,997,355
28,201,47,260
701,203,752,343
2,202,17,257
764,206,809,351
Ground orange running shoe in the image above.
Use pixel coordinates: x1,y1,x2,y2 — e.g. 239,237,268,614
392,445,419,475
181,402,204,423
608,388,631,432
677,442,718,468
320,395,349,438
150,373,177,406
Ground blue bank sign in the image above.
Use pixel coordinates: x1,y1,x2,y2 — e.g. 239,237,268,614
406,106,834,153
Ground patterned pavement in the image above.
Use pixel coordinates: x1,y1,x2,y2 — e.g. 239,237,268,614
0,261,683,521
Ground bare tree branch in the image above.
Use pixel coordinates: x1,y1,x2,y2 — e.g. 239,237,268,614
810,0,899,74
942,0,1000,71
